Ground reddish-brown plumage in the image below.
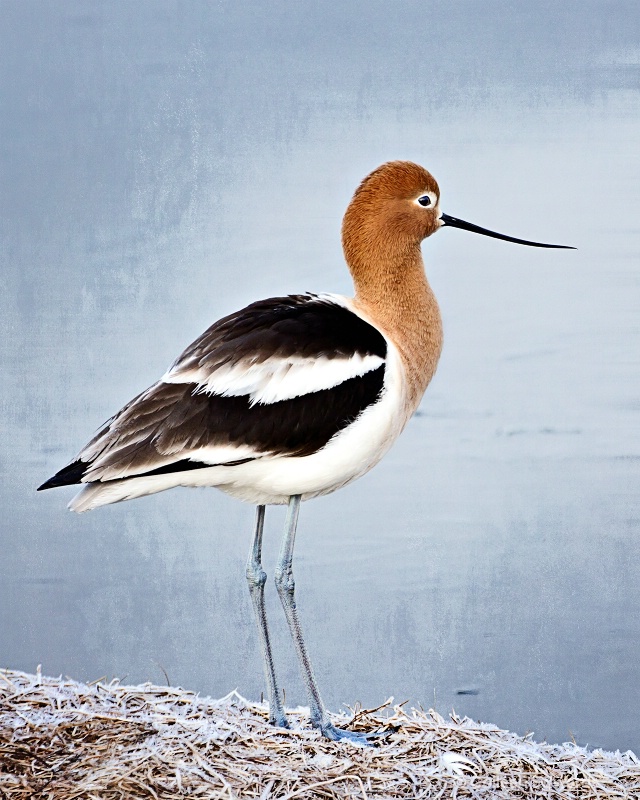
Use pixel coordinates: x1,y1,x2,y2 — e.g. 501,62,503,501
343,161,444,412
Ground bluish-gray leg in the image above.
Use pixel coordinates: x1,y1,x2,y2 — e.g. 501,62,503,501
274,495,377,744
246,505,288,728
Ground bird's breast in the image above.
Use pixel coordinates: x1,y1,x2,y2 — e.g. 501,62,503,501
351,284,443,418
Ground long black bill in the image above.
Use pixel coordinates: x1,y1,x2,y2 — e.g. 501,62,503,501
440,212,575,249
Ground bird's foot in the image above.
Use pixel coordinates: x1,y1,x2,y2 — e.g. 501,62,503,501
316,720,387,746
269,710,290,729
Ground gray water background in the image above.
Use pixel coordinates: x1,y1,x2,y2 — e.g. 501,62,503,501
1,1,639,752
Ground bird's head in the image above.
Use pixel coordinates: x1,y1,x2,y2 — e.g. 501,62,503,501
342,160,574,271
342,161,442,256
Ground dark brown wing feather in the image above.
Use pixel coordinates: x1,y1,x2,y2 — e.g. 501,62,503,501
39,295,388,488
168,294,387,379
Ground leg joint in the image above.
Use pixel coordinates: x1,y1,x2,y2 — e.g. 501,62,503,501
246,562,267,589
274,564,295,595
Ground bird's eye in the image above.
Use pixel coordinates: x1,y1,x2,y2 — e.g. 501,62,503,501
417,195,432,207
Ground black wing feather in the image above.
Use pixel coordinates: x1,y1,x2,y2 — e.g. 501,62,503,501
39,295,387,489
170,294,386,376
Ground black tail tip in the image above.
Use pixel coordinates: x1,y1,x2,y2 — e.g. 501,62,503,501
37,460,88,491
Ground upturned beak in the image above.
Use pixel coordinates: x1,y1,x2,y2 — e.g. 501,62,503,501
439,212,575,249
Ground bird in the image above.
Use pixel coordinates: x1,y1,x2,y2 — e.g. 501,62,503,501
38,161,573,743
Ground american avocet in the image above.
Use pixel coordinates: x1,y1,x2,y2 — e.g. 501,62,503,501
39,161,573,743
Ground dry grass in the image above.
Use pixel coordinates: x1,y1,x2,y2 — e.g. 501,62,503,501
0,669,638,799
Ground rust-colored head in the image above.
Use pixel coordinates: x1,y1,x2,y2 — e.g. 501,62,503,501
342,161,574,283
341,161,441,272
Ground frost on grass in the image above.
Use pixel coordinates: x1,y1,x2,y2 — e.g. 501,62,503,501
0,669,638,799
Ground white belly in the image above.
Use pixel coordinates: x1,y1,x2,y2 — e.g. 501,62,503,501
216,344,408,503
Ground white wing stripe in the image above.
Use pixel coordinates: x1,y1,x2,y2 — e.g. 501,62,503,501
85,443,264,481
162,353,385,406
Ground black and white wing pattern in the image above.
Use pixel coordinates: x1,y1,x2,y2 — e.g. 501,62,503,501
39,294,387,490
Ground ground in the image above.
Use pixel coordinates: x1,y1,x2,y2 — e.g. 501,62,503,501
0,669,638,799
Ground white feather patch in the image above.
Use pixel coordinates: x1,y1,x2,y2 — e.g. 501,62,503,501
83,442,263,482
162,353,385,406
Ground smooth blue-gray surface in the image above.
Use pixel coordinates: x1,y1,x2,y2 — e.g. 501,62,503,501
1,1,639,752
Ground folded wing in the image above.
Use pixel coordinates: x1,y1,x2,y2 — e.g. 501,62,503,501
39,294,388,489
